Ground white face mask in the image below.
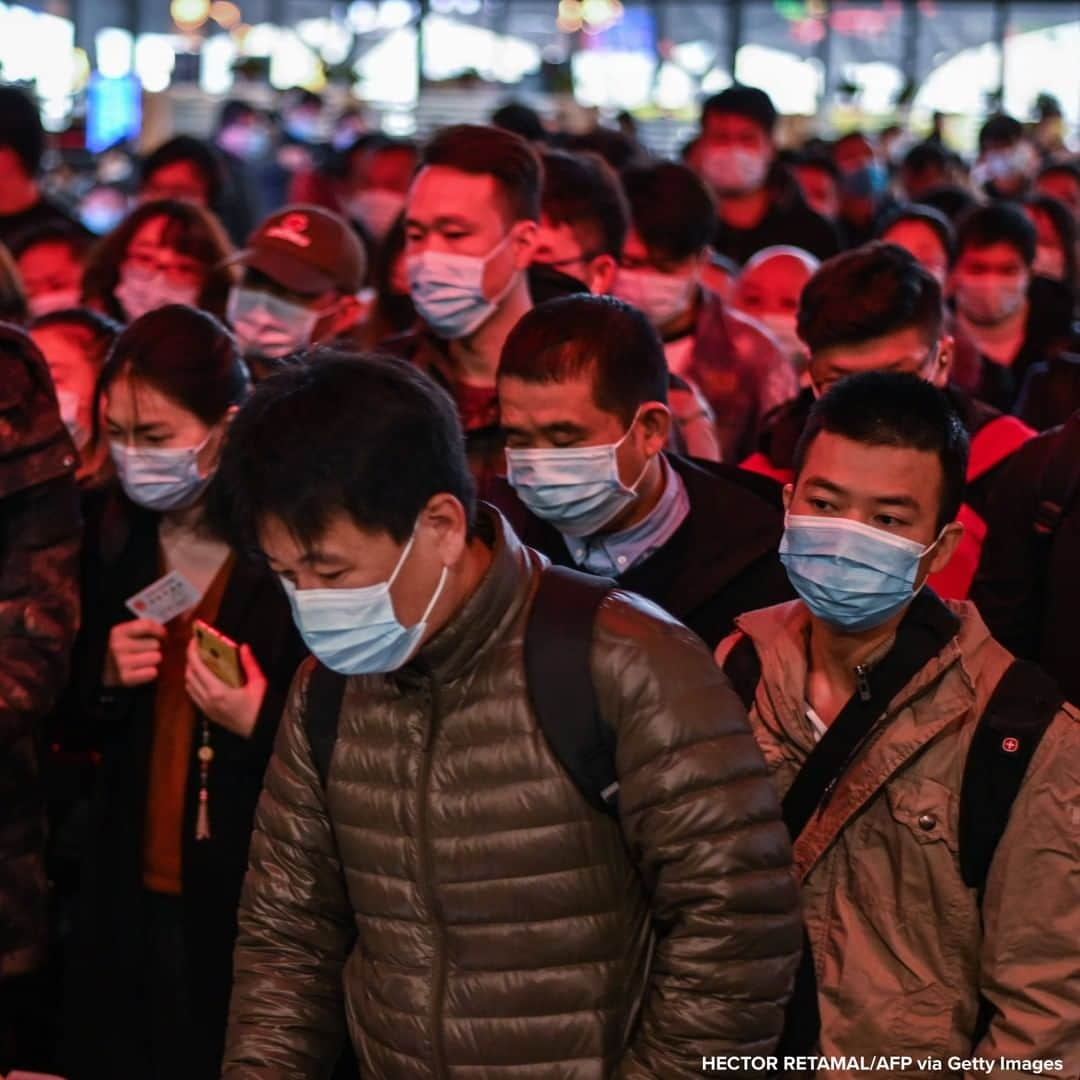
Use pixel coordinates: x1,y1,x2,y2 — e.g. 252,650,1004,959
109,432,215,512
700,146,770,194
227,287,321,360
954,275,1027,326
115,268,200,322
1032,245,1065,282
613,267,696,330
347,189,406,242
29,287,82,318
406,233,517,341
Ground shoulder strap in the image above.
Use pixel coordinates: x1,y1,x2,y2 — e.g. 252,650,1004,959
1033,413,1080,542
965,414,1033,484
959,659,1063,896
721,632,762,711
781,589,961,843
524,565,619,817
304,661,347,789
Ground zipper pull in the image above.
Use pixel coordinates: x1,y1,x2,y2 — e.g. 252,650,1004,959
854,663,872,703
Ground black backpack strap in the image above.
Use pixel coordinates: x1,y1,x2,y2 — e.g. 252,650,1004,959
959,659,1063,896
777,589,961,1058
1033,412,1080,542
524,565,618,817
721,632,762,711
304,661,347,789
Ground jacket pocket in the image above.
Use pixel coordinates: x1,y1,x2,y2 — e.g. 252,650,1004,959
884,776,960,855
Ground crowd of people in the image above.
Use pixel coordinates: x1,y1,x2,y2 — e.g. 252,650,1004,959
0,76,1077,1079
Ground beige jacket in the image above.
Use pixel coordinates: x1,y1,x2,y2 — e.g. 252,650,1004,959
716,600,1080,1080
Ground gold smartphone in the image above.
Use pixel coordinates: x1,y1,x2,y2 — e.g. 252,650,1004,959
193,620,245,688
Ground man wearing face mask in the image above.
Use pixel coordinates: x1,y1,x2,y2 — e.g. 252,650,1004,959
211,353,802,1077
226,205,367,379
613,160,796,463
492,295,793,649
972,114,1038,201
831,131,897,249
696,85,840,266
745,243,1034,599
382,124,540,490
951,202,1079,417
715,371,1080,1071
338,134,417,252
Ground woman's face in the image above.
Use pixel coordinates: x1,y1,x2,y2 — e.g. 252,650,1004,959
104,372,223,475
122,215,207,293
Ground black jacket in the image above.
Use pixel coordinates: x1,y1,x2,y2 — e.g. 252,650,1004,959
64,490,307,1079
489,454,793,648
971,414,1080,705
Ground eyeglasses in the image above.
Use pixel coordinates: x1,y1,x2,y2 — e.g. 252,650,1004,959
123,248,205,288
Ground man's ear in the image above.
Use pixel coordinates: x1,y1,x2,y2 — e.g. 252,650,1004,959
420,492,469,566
637,401,672,453
931,333,954,387
586,253,617,296
924,520,965,579
510,220,539,269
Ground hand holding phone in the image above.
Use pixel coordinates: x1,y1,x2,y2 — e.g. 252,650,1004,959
185,624,268,739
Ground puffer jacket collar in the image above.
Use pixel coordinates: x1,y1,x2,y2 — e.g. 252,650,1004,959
734,598,987,879
395,504,538,689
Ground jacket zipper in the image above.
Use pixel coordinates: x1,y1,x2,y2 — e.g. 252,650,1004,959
417,677,448,1080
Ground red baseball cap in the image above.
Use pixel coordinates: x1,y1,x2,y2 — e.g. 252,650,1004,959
232,204,367,295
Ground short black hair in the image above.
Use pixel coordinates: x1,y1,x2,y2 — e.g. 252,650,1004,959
559,129,642,172
421,124,541,223
902,140,950,176
1027,193,1078,288
491,101,546,143
620,161,716,262
498,295,667,426
794,371,969,532
217,99,258,132
0,85,44,176
541,149,628,259
878,203,956,265
798,242,944,354
955,202,1037,265
785,149,840,182
8,219,92,261
208,352,476,554
141,135,225,205
702,84,778,135
919,184,977,225
979,113,1023,153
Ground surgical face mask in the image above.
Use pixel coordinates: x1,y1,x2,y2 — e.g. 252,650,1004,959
953,275,1027,325
28,287,81,318
755,311,805,363
227,287,320,360
1032,245,1065,282
406,234,516,341
700,146,770,194
613,267,696,329
56,388,89,450
115,267,201,322
110,432,215,512
505,419,648,538
347,189,405,242
80,198,127,236
281,530,448,675
779,513,941,633
841,162,889,199
219,124,270,161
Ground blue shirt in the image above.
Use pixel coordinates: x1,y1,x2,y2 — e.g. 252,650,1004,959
563,456,690,577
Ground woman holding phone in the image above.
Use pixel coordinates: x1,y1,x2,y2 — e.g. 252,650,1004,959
64,304,307,1080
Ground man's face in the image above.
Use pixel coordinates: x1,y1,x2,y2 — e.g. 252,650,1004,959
880,221,950,285
499,370,666,489
142,160,210,206
793,165,839,220
18,240,83,302
532,215,616,294
616,227,700,332
405,165,536,298
809,325,951,396
950,241,1031,323
258,508,453,631
833,135,875,176
785,431,957,580
701,112,772,158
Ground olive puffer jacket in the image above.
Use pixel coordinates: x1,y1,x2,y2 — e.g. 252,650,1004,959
223,509,802,1078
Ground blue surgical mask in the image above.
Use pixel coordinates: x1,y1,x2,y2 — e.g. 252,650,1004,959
841,162,889,199
281,530,448,675
613,267,696,329
779,513,941,632
227,287,320,360
406,234,516,340
505,420,648,538
110,433,215,512
115,267,201,322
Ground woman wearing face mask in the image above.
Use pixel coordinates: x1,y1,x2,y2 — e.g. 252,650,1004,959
62,305,307,1080
1024,194,1077,299
81,199,237,324
29,307,121,489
